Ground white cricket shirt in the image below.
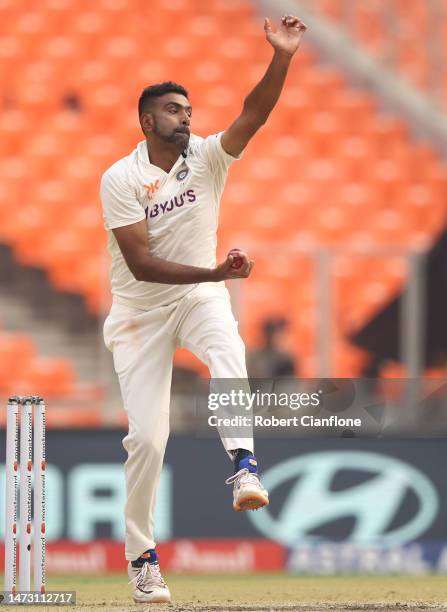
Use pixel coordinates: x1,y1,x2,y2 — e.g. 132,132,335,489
100,132,240,310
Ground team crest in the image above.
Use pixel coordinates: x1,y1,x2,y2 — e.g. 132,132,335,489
176,168,189,181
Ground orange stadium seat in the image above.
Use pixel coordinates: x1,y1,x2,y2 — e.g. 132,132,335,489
0,334,36,381
44,407,102,427
41,110,89,141
22,356,75,397
198,0,254,22
0,0,446,386
0,342,76,397
351,2,387,56
335,91,377,134
183,14,222,40
0,110,30,155
313,0,344,21
304,67,346,98
302,112,345,157
0,189,23,234
312,0,443,100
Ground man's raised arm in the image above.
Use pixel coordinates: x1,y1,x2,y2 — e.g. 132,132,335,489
221,15,307,158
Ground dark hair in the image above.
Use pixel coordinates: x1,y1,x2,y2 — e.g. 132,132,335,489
138,81,189,116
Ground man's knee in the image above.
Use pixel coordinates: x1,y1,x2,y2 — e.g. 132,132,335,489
209,334,245,360
123,420,169,455
206,339,247,377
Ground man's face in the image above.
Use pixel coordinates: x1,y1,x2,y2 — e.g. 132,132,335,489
144,93,192,148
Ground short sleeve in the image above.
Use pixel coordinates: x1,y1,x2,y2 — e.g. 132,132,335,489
100,166,146,230
195,132,242,175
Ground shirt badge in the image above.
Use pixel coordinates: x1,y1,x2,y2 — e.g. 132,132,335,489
144,180,160,198
176,168,189,181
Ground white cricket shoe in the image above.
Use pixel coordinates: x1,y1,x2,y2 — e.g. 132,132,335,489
225,468,269,511
128,561,171,604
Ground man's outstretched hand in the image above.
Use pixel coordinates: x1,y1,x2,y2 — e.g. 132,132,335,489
264,15,307,57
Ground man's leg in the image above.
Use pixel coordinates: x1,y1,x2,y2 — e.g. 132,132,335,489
175,284,252,454
175,285,268,511
104,302,175,560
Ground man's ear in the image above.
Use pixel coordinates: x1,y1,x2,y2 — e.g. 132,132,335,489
140,112,154,135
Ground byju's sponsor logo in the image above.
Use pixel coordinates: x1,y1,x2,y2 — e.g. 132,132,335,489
145,189,196,219
249,451,439,546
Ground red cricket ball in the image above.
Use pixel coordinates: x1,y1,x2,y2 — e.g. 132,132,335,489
229,249,243,269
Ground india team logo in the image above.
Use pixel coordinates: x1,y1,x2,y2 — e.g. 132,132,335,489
176,168,189,181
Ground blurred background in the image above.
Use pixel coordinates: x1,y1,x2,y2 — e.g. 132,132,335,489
1,0,447,578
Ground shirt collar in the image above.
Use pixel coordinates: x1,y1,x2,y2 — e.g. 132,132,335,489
137,139,189,174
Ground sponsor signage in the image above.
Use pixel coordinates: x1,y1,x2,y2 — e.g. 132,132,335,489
248,450,439,546
0,540,284,574
0,432,446,572
287,542,447,575
160,539,284,573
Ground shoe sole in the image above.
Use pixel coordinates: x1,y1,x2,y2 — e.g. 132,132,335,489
133,595,171,604
234,494,269,512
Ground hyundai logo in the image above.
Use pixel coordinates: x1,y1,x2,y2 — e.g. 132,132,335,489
249,451,439,546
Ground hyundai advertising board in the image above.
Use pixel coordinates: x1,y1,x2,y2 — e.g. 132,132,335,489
0,431,446,574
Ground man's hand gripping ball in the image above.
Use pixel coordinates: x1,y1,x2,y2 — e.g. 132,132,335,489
214,249,254,281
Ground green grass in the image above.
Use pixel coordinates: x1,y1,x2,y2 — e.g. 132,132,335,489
5,574,447,611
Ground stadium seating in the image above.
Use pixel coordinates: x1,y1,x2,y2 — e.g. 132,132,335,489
0,0,446,387
310,0,445,97
0,332,75,398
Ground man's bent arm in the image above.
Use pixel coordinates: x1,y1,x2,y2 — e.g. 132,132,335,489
113,221,252,284
221,15,307,158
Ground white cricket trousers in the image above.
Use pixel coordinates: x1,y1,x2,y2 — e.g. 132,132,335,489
103,283,253,560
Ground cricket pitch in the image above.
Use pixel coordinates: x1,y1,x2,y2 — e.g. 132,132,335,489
6,574,447,611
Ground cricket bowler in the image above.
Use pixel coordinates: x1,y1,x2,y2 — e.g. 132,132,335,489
100,15,306,604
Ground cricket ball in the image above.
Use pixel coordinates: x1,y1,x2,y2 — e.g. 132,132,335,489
229,249,243,269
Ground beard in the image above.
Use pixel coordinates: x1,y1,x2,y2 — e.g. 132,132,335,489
153,118,190,148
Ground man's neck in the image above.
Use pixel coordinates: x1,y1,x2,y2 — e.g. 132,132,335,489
146,139,182,174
